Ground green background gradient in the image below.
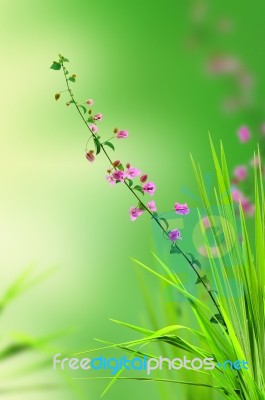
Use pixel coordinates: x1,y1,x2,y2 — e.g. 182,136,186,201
0,1,264,398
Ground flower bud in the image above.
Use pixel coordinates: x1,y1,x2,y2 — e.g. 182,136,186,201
113,160,121,167
140,174,148,183
86,150,95,163
55,93,60,101
66,102,70,106
113,128,119,133
126,163,131,169
88,109,92,114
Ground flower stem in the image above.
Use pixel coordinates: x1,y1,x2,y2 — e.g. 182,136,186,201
61,62,227,329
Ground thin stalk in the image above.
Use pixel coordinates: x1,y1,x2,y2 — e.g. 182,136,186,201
61,62,227,329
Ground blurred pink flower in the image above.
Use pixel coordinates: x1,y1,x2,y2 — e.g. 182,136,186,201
231,187,243,202
142,182,156,196
174,203,190,215
125,166,141,179
86,151,95,163
93,113,103,121
86,99,94,106
201,216,211,229
241,198,255,216
116,130,128,139
234,165,247,181
169,229,182,241
130,207,144,221
147,200,157,212
207,56,239,75
89,123,98,134
238,126,250,142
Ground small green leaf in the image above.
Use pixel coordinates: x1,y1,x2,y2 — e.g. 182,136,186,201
160,218,169,230
210,314,226,326
87,116,94,123
127,179,133,187
187,253,196,263
195,275,210,289
170,245,181,254
193,260,201,269
152,212,158,218
134,185,144,195
50,61,61,70
78,105,87,114
94,138,101,155
104,141,115,151
138,202,146,211
117,164,124,171
58,54,69,62
68,75,76,82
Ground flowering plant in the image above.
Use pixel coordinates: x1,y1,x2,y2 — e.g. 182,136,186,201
51,55,265,400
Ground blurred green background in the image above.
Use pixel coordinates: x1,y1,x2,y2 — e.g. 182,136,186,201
0,0,264,398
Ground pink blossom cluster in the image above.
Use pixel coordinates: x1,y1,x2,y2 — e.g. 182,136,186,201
231,187,255,216
85,99,129,163
83,95,190,242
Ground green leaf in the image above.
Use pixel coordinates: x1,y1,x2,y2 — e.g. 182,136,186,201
138,202,146,211
160,218,169,230
133,185,144,195
187,252,196,263
193,260,201,269
68,76,76,82
117,164,124,171
104,141,115,151
87,116,94,123
58,54,69,62
50,62,61,70
170,245,181,254
78,105,87,114
127,179,133,187
195,275,210,289
210,314,226,326
94,138,101,155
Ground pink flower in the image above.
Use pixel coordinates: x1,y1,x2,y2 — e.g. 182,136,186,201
125,166,141,179
238,126,250,142
142,182,156,196
106,170,125,185
174,203,190,215
86,99,94,106
130,207,144,221
241,198,255,216
106,175,116,185
112,170,125,182
147,200,157,212
116,130,128,139
86,151,95,163
140,174,148,183
231,187,243,202
234,165,247,181
94,113,103,121
169,229,182,241
89,123,98,134
201,216,211,229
